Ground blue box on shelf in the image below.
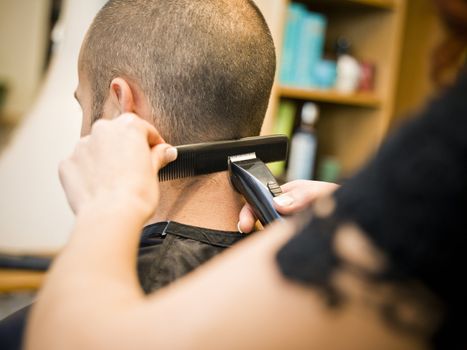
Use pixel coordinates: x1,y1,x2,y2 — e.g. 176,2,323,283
279,3,307,85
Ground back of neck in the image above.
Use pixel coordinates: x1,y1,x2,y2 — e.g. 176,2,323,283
147,172,244,232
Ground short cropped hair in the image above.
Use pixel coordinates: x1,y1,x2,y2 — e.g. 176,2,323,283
80,0,276,145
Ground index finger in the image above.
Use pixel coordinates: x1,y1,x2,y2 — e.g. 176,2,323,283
118,113,165,147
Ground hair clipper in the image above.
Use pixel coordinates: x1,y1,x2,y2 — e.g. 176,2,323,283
159,135,288,227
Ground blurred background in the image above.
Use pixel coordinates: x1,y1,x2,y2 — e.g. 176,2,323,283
0,0,443,313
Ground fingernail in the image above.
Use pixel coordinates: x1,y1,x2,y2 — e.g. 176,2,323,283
165,147,177,162
122,113,135,123
273,194,294,207
237,221,244,234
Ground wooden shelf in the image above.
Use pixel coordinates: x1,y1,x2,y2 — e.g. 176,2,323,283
278,86,382,108
0,269,45,292
306,0,396,10
347,0,396,9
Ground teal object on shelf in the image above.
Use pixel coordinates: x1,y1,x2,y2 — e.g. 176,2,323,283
279,5,328,88
279,3,306,85
295,11,327,87
313,59,337,89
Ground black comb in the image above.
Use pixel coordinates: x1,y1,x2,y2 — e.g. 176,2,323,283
159,135,288,181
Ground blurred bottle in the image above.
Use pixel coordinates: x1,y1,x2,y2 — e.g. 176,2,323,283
286,102,319,181
358,61,376,92
335,37,361,94
335,36,352,57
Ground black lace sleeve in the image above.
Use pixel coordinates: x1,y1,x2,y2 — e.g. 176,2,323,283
276,71,467,349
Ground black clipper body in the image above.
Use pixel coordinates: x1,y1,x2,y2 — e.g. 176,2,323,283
228,153,284,226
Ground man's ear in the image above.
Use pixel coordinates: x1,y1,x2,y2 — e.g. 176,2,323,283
108,77,135,116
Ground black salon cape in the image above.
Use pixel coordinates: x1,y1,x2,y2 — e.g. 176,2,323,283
0,222,246,350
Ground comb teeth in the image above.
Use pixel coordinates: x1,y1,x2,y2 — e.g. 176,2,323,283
159,151,196,181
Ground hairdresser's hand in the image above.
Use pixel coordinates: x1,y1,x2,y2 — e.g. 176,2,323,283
59,113,177,220
238,180,339,233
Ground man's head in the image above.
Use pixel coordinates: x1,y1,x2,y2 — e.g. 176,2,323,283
76,0,276,145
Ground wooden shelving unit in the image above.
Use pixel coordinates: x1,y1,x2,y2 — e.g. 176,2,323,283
278,86,382,108
260,0,408,177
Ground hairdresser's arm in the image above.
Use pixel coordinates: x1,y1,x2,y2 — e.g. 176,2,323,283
25,114,176,349
25,115,416,350
238,180,339,233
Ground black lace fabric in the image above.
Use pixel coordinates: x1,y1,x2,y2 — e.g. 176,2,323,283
277,71,467,349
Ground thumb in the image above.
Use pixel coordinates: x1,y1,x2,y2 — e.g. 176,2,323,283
272,193,300,215
272,180,339,215
151,144,177,173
